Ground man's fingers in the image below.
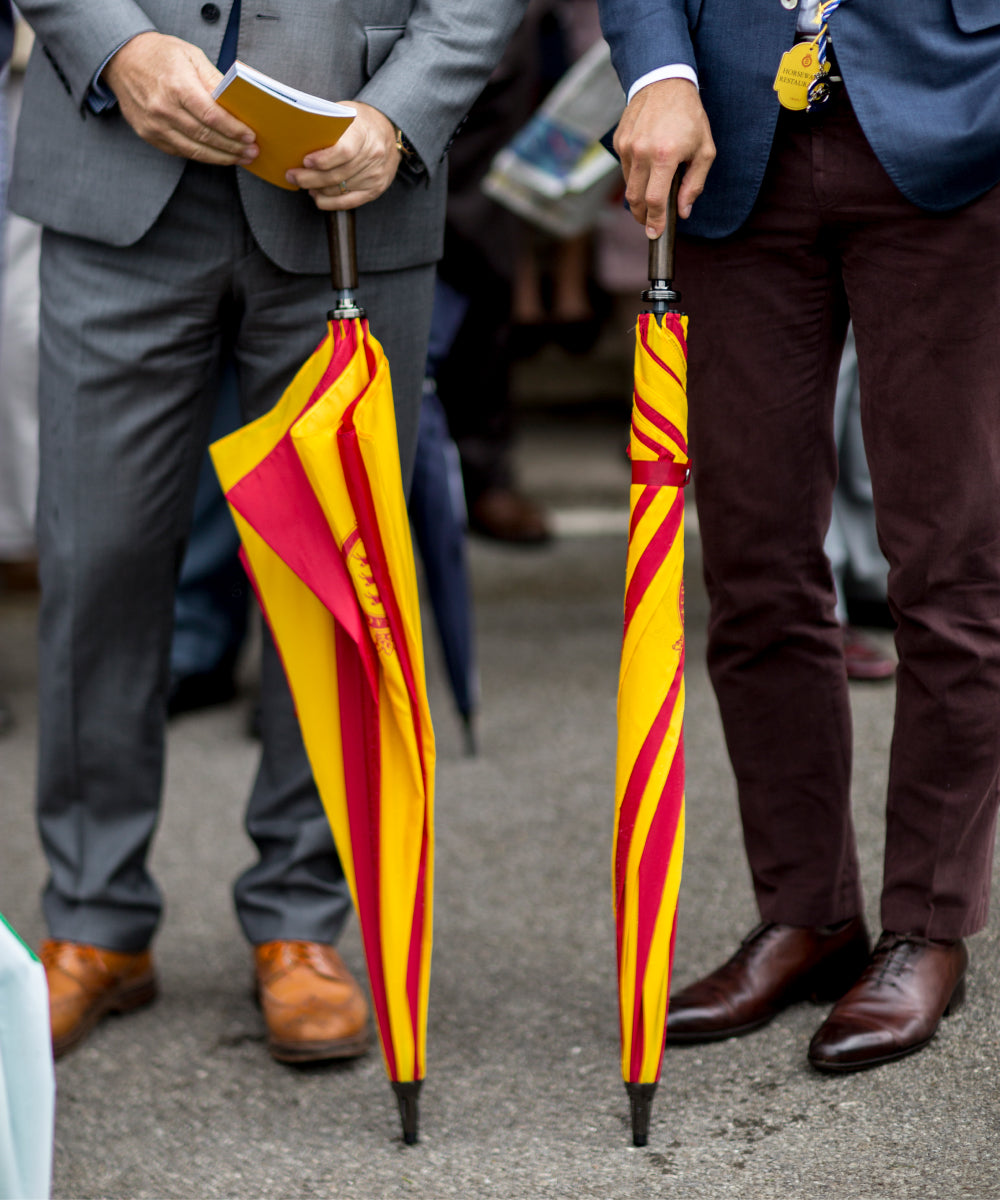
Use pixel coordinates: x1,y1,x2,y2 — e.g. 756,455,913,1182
613,77,715,229
104,32,257,163
676,143,715,219
307,185,375,212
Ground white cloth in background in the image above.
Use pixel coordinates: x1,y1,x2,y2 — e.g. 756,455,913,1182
0,916,54,1200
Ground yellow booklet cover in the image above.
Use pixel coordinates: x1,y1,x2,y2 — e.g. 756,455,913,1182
213,61,356,190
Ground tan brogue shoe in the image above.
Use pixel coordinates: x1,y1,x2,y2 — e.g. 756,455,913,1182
254,940,371,1063
41,939,158,1059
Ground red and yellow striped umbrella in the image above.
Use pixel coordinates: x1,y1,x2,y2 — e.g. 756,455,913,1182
614,307,690,1146
210,316,434,1144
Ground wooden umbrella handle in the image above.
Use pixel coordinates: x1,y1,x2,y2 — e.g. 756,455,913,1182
647,172,681,287
642,172,682,315
326,209,358,292
326,209,365,319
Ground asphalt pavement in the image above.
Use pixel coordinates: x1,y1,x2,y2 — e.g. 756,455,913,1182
1,330,998,1199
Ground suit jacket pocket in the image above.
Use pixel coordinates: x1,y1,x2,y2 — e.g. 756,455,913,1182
365,25,406,78
950,0,1000,33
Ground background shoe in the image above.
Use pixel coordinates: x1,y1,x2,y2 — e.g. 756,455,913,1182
667,918,871,1043
468,487,551,544
254,941,371,1063
808,933,967,1072
41,939,158,1058
166,661,238,718
842,624,896,681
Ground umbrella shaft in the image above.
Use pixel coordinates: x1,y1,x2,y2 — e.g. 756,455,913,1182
329,288,365,320
642,174,682,317
642,282,682,316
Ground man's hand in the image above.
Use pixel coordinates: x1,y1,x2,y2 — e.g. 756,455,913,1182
103,32,258,165
285,102,400,210
614,77,716,237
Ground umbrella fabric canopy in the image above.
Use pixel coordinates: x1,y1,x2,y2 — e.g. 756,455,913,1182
613,306,690,1147
210,316,434,1143
0,914,55,1200
410,385,479,754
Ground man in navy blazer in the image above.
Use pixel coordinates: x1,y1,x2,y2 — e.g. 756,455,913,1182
599,0,1000,1072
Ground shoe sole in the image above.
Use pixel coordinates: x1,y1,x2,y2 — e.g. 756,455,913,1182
808,976,966,1073
52,975,159,1060
267,1029,372,1064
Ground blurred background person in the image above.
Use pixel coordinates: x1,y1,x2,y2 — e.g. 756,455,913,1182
826,326,894,682
0,10,39,736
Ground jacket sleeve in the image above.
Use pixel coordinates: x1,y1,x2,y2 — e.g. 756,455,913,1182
597,0,696,95
354,0,529,179
14,1,155,106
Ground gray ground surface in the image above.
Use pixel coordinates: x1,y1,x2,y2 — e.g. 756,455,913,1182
1,334,998,1199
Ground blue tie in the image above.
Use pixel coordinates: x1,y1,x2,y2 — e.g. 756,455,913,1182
218,0,241,71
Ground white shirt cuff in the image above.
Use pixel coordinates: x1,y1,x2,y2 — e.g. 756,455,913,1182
627,64,699,105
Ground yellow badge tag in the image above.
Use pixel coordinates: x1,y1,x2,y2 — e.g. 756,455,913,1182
773,40,829,111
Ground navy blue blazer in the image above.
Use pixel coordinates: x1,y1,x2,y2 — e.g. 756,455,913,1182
598,0,1000,238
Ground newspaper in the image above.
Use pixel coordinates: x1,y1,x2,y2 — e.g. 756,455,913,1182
483,40,625,238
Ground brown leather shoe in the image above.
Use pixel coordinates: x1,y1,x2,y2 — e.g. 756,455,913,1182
468,488,552,544
41,939,158,1059
808,932,967,1072
254,940,371,1063
666,918,870,1043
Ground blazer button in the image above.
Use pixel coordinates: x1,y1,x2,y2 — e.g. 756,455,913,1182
780,0,797,8
201,3,221,21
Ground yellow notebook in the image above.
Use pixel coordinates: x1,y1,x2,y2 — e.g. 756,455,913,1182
213,60,356,190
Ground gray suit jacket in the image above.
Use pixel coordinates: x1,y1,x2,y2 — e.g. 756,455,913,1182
9,0,525,272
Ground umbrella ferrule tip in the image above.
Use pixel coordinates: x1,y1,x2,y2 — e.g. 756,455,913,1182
392,1079,422,1145
625,1080,658,1147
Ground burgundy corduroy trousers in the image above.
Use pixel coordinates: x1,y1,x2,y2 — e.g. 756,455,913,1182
677,88,1000,941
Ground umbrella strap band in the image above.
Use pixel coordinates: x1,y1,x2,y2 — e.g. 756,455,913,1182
631,459,691,488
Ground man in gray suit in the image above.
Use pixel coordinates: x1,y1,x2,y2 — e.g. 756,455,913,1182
8,0,524,1062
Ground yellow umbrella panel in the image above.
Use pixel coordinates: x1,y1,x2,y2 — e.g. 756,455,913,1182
614,308,690,1146
211,316,434,1143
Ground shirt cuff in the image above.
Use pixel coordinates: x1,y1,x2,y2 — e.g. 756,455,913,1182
627,64,699,105
86,37,136,113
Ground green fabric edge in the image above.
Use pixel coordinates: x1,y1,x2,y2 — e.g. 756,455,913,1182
0,911,40,962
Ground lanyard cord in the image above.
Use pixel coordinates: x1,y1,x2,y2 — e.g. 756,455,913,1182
806,0,845,111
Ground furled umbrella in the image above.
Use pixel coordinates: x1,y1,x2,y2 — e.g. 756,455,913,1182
210,212,434,1144
409,277,480,754
613,184,690,1147
409,383,479,754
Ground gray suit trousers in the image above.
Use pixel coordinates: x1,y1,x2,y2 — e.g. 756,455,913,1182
36,161,434,951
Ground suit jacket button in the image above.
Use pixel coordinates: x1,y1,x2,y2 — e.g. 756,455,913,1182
201,3,222,21
780,0,798,8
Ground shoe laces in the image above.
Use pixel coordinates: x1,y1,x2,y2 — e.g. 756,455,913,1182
731,922,780,965
866,932,944,990
270,940,344,981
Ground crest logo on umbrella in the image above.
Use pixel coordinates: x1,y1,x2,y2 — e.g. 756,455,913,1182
343,528,395,658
